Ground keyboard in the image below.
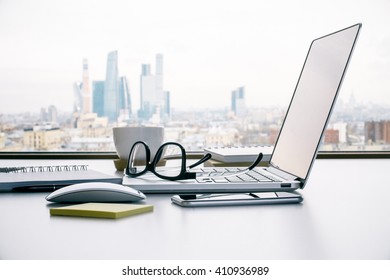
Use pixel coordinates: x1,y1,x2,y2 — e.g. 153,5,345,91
194,167,282,183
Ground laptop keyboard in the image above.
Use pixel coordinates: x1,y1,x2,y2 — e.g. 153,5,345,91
194,167,282,183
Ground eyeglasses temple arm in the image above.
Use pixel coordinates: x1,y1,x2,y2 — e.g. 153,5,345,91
248,153,264,170
188,153,212,169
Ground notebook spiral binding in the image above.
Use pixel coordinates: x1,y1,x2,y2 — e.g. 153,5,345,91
0,165,89,173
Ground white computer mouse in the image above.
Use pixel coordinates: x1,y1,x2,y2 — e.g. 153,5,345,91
45,182,146,203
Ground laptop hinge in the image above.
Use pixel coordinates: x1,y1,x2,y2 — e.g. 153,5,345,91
266,165,305,186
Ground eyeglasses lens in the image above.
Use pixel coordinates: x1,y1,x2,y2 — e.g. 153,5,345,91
154,144,183,178
129,142,148,175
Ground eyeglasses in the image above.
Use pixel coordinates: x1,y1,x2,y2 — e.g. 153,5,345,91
125,141,264,182
124,141,212,181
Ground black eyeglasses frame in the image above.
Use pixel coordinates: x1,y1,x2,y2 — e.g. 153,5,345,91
125,141,211,181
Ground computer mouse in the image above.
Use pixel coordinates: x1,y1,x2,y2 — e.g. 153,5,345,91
45,182,146,203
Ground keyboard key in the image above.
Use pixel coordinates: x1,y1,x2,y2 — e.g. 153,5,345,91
212,178,229,183
226,176,243,183
237,174,259,182
196,178,214,183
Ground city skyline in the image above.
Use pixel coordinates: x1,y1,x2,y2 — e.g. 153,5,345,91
75,51,169,123
0,0,389,114
2,97,390,152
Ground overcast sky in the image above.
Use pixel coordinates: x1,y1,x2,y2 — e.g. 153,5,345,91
0,0,389,114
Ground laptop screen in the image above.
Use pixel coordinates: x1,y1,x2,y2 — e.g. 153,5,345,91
270,24,361,180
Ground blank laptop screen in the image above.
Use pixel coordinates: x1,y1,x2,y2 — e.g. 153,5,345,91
270,24,361,180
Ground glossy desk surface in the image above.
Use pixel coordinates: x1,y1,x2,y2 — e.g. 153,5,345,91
0,158,389,260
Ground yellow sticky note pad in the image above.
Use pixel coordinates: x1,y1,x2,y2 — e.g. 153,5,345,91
50,203,153,219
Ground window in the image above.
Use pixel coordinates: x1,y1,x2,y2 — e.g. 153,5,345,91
0,0,389,154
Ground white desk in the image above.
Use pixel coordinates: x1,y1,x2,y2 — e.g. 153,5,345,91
0,158,389,260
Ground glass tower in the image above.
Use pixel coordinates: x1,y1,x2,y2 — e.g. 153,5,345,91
139,64,155,120
118,76,131,119
231,86,246,117
81,59,92,114
138,54,167,122
92,81,105,117
73,82,82,114
104,51,119,121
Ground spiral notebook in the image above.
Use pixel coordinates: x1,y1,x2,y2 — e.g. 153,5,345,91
0,165,122,191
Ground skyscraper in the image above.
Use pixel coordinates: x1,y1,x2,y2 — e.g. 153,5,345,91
155,53,163,105
118,76,131,120
231,86,246,117
92,81,105,117
139,63,156,120
81,59,92,114
47,105,58,123
138,54,168,122
163,91,171,117
73,82,82,114
104,51,119,122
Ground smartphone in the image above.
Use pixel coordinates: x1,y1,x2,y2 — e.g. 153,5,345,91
171,191,303,207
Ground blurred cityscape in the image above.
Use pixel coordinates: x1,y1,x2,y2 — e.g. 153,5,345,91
1,52,390,153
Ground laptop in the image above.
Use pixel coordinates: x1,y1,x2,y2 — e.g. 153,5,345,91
122,23,362,194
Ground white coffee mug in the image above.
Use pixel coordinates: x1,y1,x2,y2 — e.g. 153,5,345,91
113,126,164,170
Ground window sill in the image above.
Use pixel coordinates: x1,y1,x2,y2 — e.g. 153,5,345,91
316,151,390,159
0,152,119,160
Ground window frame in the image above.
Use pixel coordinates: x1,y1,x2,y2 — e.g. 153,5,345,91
0,151,389,160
